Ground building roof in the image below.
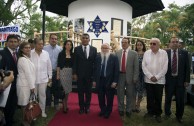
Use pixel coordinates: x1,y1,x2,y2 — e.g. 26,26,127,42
40,0,164,18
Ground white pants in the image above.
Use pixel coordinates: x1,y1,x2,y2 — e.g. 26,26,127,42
35,83,47,113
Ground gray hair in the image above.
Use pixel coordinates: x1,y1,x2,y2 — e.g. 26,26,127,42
150,38,161,45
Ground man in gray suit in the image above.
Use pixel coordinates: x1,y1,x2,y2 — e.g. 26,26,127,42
116,38,139,117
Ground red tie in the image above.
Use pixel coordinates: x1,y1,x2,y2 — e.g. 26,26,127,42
172,50,177,74
121,50,126,72
12,51,17,63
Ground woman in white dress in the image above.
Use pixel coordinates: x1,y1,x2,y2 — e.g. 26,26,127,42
16,42,36,125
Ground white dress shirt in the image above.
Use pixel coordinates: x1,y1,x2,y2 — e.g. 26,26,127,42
120,47,129,71
82,45,90,59
142,49,168,84
31,49,52,84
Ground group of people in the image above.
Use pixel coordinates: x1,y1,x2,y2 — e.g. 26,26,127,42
0,33,190,126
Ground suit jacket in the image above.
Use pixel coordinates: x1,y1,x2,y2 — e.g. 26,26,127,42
0,47,18,89
73,45,97,79
17,56,36,89
93,53,119,90
116,49,139,84
166,49,190,86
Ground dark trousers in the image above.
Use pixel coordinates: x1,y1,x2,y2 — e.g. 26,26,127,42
98,77,115,114
4,85,17,126
165,77,185,118
46,71,60,106
77,77,92,110
145,83,164,116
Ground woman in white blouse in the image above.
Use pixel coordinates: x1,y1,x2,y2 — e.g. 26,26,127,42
16,42,36,125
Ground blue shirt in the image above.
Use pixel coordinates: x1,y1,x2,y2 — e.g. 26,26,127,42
44,44,62,70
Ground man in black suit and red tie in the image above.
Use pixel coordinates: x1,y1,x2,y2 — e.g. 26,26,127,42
73,33,97,114
165,37,190,123
0,34,19,126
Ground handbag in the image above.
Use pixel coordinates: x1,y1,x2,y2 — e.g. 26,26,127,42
24,92,42,123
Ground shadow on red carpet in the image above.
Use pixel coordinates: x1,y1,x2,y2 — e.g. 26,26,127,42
48,93,123,126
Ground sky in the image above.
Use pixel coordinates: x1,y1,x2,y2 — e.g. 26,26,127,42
162,0,194,8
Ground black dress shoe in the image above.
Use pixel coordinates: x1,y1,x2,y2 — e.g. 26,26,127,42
176,117,183,123
85,108,90,114
155,116,162,123
119,111,124,116
79,109,84,114
104,113,110,119
126,112,131,117
98,111,105,117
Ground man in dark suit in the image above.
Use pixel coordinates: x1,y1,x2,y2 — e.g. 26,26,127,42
0,34,19,126
93,43,119,119
165,37,190,123
73,33,97,114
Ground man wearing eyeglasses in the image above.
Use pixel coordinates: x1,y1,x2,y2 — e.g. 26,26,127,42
164,37,190,123
93,43,119,119
142,38,168,123
73,33,97,114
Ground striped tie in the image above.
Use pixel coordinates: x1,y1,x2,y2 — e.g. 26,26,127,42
172,50,177,74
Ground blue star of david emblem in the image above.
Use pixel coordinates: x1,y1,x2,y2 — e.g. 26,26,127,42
87,15,108,37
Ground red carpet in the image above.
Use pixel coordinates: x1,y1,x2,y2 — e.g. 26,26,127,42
48,93,123,126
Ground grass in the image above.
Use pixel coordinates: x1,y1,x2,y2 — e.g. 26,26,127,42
13,94,194,126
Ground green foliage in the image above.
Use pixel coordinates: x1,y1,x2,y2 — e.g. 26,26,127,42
132,3,194,47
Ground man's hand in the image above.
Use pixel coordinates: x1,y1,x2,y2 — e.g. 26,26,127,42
0,71,14,91
30,88,35,93
150,76,157,82
184,82,189,87
47,79,52,87
73,74,78,81
92,82,96,87
111,82,117,88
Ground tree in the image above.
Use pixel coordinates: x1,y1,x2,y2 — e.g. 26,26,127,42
0,0,39,26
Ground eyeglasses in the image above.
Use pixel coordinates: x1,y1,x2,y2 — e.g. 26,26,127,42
51,38,57,40
150,43,156,46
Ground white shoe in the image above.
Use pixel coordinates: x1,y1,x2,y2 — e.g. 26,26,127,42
42,112,47,118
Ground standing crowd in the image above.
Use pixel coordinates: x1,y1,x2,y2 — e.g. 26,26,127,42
0,33,190,126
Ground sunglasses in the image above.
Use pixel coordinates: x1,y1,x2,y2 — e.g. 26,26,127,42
150,43,156,46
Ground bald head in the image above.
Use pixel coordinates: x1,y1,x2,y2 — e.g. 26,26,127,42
150,38,160,53
101,43,110,54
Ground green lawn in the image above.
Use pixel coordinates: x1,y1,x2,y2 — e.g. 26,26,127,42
13,95,194,126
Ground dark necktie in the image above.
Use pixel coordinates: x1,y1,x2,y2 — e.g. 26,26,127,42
172,50,177,74
101,56,106,77
84,46,87,58
121,50,126,72
12,51,17,63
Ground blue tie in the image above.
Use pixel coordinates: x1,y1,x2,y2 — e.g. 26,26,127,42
101,56,106,77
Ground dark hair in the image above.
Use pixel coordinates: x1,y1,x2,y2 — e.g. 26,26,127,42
18,42,30,58
169,37,178,43
82,33,90,38
28,38,34,44
62,40,73,55
135,40,146,52
33,37,42,45
49,33,57,39
122,37,130,44
6,34,19,42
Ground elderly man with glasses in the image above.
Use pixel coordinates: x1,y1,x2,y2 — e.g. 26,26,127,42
142,38,168,123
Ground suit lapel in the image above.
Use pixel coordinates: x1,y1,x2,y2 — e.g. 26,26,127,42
118,50,122,66
79,46,86,59
88,46,92,59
